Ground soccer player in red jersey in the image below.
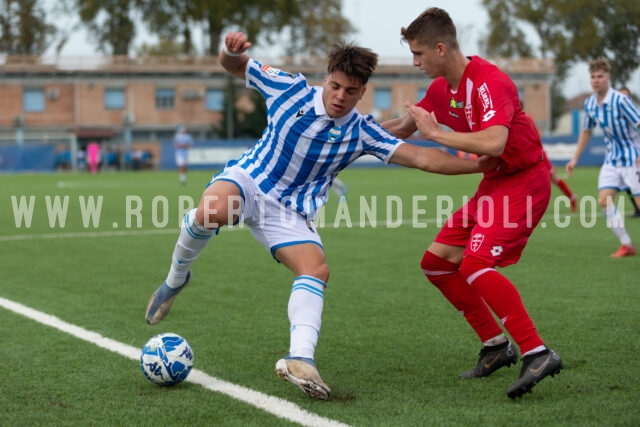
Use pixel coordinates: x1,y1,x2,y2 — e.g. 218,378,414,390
382,7,563,398
543,150,577,212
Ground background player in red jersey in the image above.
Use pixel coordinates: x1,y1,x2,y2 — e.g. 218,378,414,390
543,150,577,212
382,7,563,399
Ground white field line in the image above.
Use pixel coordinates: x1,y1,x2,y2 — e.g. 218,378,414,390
0,228,179,241
55,181,171,189
0,296,350,427
0,211,588,242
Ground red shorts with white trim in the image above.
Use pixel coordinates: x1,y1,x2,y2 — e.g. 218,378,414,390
435,160,550,267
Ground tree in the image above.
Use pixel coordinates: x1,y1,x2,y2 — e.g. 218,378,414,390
136,38,191,56
482,0,640,132
133,0,203,55
136,0,353,57
217,77,267,140
234,91,267,139
478,0,533,59
482,0,640,84
0,0,56,55
278,0,355,57
72,0,136,55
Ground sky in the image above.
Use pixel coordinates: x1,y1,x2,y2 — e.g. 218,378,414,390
47,0,640,99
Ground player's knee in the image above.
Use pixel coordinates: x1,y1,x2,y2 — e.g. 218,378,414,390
459,256,495,284
420,250,458,287
196,199,239,229
420,250,440,272
311,263,330,284
195,206,219,230
597,193,612,209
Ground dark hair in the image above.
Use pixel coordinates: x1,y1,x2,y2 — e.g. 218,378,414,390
327,41,378,85
400,7,459,50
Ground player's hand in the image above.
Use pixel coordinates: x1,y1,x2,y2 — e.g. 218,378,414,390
477,155,500,172
565,160,577,177
224,32,252,56
405,103,439,140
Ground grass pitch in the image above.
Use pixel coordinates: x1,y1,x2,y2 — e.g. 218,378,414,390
1,166,639,426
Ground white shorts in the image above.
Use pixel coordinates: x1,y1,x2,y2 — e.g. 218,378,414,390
209,166,323,258
175,152,188,167
598,164,640,196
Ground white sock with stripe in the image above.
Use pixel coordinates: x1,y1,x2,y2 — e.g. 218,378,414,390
288,275,326,360
603,205,632,246
166,208,215,288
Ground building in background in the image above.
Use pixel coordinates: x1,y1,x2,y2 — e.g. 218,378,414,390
0,55,553,170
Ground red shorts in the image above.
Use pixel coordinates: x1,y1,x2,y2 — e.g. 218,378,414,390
435,160,551,267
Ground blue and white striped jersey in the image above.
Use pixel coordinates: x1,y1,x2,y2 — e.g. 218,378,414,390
225,58,405,219
582,88,640,167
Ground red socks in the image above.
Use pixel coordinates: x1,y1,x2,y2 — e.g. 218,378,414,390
421,251,502,342
459,256,544,354
422,251,544,354
555,178,573,199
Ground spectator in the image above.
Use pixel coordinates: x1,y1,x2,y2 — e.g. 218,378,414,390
174,125,194,185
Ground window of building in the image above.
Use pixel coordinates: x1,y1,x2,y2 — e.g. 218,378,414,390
105,88,125,110
206,89,224,111
156,88,175,110
23,88,45,112
374,88,392,110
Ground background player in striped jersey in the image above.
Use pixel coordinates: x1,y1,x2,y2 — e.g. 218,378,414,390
145,31,498,400
382,7,563,399
173,125,194,185
566,57,640,257
618,86,640,218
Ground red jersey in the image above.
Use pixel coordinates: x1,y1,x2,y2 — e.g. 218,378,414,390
416,56,543,175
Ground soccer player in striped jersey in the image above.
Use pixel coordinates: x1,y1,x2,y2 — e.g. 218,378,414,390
566,57,640,257
618,86,640,217
144,31,497,400
383,7,563,399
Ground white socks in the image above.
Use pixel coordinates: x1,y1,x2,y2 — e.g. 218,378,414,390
166,208,215,288
603,205,632,246
288,275,326,360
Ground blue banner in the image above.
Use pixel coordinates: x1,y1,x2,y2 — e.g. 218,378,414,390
0,145,55,172
158,135,606,171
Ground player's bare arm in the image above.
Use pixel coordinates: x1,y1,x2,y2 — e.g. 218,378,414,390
405,103,508,157
566,129,593,177
389,143,498,175
380,114,418,139
219,32,252,79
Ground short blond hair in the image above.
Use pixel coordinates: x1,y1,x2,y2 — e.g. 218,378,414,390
589,57,610,74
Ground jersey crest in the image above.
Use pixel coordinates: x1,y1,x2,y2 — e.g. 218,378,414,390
470,233,484,252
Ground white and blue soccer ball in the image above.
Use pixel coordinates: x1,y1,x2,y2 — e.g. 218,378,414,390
140,332,194,385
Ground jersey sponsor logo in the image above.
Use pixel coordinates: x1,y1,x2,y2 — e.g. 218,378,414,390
490,246,503,256
449,98,464,109
260,64,281,76
470,233,484,252
477,83,493,111
482,110,496,122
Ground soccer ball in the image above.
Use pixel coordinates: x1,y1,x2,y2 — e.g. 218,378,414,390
140,332,194,385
